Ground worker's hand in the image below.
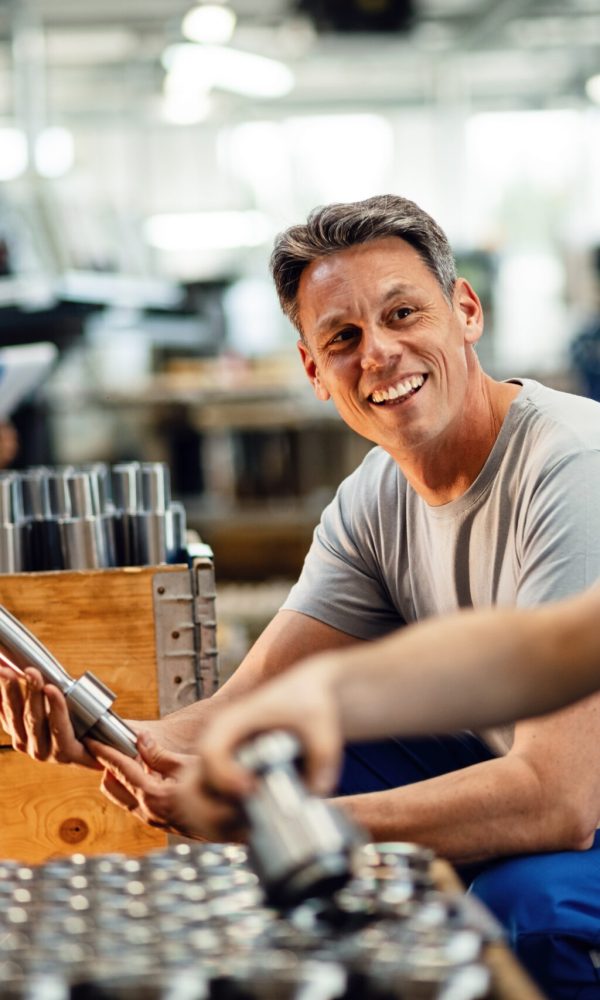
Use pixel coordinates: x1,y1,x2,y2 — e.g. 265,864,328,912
196,659,344,802
0,665,100,769
90,731,246,842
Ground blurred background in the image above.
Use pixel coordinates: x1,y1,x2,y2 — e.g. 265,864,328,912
0,0,599,661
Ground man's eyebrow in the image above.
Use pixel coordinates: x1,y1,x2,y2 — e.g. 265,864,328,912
314,283,420,338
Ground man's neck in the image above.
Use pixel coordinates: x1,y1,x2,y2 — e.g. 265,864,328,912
392,376,521,507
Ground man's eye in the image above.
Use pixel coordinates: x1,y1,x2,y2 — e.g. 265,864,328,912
330,328,359,345
391,307,414,321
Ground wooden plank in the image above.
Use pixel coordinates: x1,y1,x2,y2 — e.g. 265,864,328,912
0,566,187,861
0,750,166,862
0,565,186,747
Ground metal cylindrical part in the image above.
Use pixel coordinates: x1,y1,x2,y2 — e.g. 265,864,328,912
21,470,50,519
238,731,361,907
113,510,136,566
112,462,140,514
0,523,26,573
59,515,114,570
66,473,96,519
81,463,111,510
168,501,187,562
131,510,169,566
0,606,71,691
0,474,23,523
0,606,137,757
88,711,138,759
67,672,138,758
46,471,72,518
140,463,171,514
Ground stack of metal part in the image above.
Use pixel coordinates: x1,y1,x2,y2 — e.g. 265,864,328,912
0,841,496,999
0,461,187,573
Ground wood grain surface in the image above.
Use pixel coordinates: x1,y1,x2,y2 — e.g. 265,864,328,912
0,566,187,861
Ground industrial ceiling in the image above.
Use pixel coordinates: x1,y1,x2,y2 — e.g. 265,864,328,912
0,0,599,125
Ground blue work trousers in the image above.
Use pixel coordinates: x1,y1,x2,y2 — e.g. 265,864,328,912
337,736,600,999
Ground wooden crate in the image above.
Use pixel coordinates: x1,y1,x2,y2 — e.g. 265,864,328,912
0,558,217,863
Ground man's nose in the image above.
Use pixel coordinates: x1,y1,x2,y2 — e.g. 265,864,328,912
360,324,398,370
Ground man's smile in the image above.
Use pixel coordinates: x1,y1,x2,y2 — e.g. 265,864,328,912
367,373,428,405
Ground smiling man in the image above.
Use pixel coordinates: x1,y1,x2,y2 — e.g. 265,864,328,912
3,194,600,998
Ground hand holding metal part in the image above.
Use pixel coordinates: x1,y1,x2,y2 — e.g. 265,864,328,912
238,730,364,908
0,605,138,758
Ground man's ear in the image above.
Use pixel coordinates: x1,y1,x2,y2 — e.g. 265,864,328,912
297,339,330,401
454,278,484,345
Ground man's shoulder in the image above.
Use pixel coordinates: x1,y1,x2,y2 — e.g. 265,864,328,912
516,379,600,451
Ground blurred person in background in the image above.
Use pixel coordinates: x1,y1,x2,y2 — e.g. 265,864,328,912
0,421,18,468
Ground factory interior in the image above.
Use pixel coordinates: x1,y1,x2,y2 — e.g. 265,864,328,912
0,0,600,997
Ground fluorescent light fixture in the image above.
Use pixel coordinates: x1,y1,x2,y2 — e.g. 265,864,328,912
162,43,294,99
35,127,74,177
586,73,600,104
182,5,237,45
0,128,28,181
144,210,272,251
160,91,212,124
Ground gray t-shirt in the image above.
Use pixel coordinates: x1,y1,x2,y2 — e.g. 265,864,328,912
283,379,600,639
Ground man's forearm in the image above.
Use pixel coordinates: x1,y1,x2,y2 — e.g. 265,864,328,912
333,752,580,864
322,593,600,741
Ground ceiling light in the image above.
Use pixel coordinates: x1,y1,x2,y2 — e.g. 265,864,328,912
0,128,28,181
160,91,212,125
35,127,74,177
162,44,294,99
144,211,272,251
585,73,600,104
182,5,237,45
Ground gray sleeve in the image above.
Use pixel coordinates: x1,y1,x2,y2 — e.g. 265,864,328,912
517,448,600,607
281,476,406,640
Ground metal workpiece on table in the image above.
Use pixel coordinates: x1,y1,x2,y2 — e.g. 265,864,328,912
238,731,364,909
0,605,138,758
0,840,505,1000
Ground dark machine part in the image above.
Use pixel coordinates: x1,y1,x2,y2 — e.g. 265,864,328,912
237,731,364,908
0,841,494,999
0,605,138,758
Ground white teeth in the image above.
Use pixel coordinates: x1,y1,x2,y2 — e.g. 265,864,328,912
370,374,425,404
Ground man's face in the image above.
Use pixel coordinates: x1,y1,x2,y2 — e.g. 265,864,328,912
296,236,483,461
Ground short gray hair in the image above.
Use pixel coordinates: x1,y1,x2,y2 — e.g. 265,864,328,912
270,194,457,334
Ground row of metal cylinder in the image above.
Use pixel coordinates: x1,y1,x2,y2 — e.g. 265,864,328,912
0,841,490,1000
0,461,187,573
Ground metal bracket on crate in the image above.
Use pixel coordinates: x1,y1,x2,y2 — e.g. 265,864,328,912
191,551,219,699
152,548,219,717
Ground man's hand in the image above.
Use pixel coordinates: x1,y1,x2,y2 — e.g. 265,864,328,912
0,665,100,769
196,659,344,803
90,732,246,842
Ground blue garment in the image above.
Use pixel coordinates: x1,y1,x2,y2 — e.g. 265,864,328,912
337,737,600,999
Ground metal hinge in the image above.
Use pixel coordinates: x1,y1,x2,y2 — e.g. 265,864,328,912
152,547,219,717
